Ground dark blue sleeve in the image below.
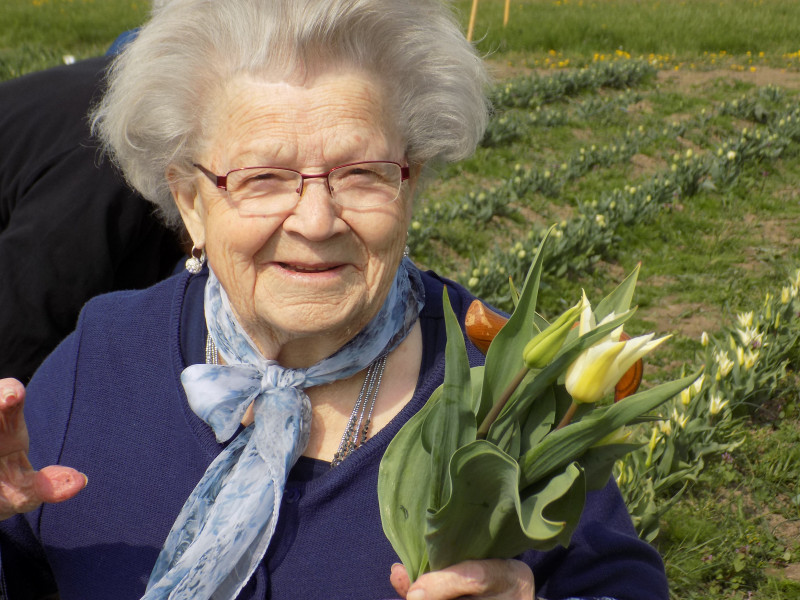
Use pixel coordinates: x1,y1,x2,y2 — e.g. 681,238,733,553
530,479,668,600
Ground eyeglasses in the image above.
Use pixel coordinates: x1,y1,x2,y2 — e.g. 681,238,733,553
194,161,410,216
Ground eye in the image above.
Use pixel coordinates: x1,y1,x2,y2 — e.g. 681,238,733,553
233,168,297,195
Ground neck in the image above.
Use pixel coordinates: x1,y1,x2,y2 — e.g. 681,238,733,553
302,321,422,460
246,323,371,369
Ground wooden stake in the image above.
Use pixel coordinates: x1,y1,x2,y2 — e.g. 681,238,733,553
467,0,479,42
504,0,511,27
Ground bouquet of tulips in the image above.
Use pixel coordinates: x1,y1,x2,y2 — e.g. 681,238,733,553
378,230,699,580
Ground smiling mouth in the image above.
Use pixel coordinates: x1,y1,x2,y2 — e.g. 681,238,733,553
278,262,340,273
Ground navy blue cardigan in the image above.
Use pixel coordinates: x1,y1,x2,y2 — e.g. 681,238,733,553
0,268,668,599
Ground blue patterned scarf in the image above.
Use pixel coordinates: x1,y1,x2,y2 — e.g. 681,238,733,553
143,258,425,600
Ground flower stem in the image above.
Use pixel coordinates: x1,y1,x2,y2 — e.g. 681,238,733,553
555,401,579,430
476,366,529,439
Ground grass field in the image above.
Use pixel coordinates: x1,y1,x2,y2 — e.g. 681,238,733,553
3,1,800,598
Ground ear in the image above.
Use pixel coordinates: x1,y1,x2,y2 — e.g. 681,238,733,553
167,165,206,249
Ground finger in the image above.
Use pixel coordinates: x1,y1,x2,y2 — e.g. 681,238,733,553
0,455,87,520
390,563,411,598
0,380,29,455
34,466,88,504
0,379,25,405
407,559,534,600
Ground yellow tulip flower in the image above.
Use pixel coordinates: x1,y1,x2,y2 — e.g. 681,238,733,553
565,293,669,404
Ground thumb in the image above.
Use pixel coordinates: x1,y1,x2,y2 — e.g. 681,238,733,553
390,563,411,599
33,466,88,504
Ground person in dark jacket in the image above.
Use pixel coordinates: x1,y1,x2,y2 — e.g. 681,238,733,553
0,56,183,382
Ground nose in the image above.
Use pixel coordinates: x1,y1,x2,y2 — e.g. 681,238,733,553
282,178,347,241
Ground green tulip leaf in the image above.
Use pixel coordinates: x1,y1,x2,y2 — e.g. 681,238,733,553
378,384,438,579
594,263,641,322
479,229,552,424
519,369,701,488
519,384,557,456
578,442,644,491
423,288,477,512
425,441,586,570
470,365,486,416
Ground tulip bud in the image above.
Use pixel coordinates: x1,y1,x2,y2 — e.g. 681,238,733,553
522,299,583,369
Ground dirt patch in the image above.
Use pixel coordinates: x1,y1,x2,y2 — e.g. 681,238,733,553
785,563,800,582
571,128,594,142
734,215,799,272
643,296,722,339
626,99,653,115
630,153,666,178
763,513,800,549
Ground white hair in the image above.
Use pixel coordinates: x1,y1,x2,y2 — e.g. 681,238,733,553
92,0,489,227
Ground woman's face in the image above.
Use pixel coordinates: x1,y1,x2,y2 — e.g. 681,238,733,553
173,69,414,365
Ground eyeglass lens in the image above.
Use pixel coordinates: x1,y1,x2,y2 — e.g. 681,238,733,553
227,162,403,216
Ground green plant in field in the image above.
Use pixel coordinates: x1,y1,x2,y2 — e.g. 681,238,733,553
616,269,800,541
412,81,800,311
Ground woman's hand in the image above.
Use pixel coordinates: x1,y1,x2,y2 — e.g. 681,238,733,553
0,378,87,521
390,559,535,600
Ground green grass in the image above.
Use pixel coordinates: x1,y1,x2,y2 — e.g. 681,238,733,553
0,0,147,79
454,0,800,62
4,1,800,598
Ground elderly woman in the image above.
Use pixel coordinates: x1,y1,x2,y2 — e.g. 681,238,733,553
0,1,669,599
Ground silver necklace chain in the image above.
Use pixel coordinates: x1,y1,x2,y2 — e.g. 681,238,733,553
204,335,385,466
331,353,386,467
205,333,219,365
